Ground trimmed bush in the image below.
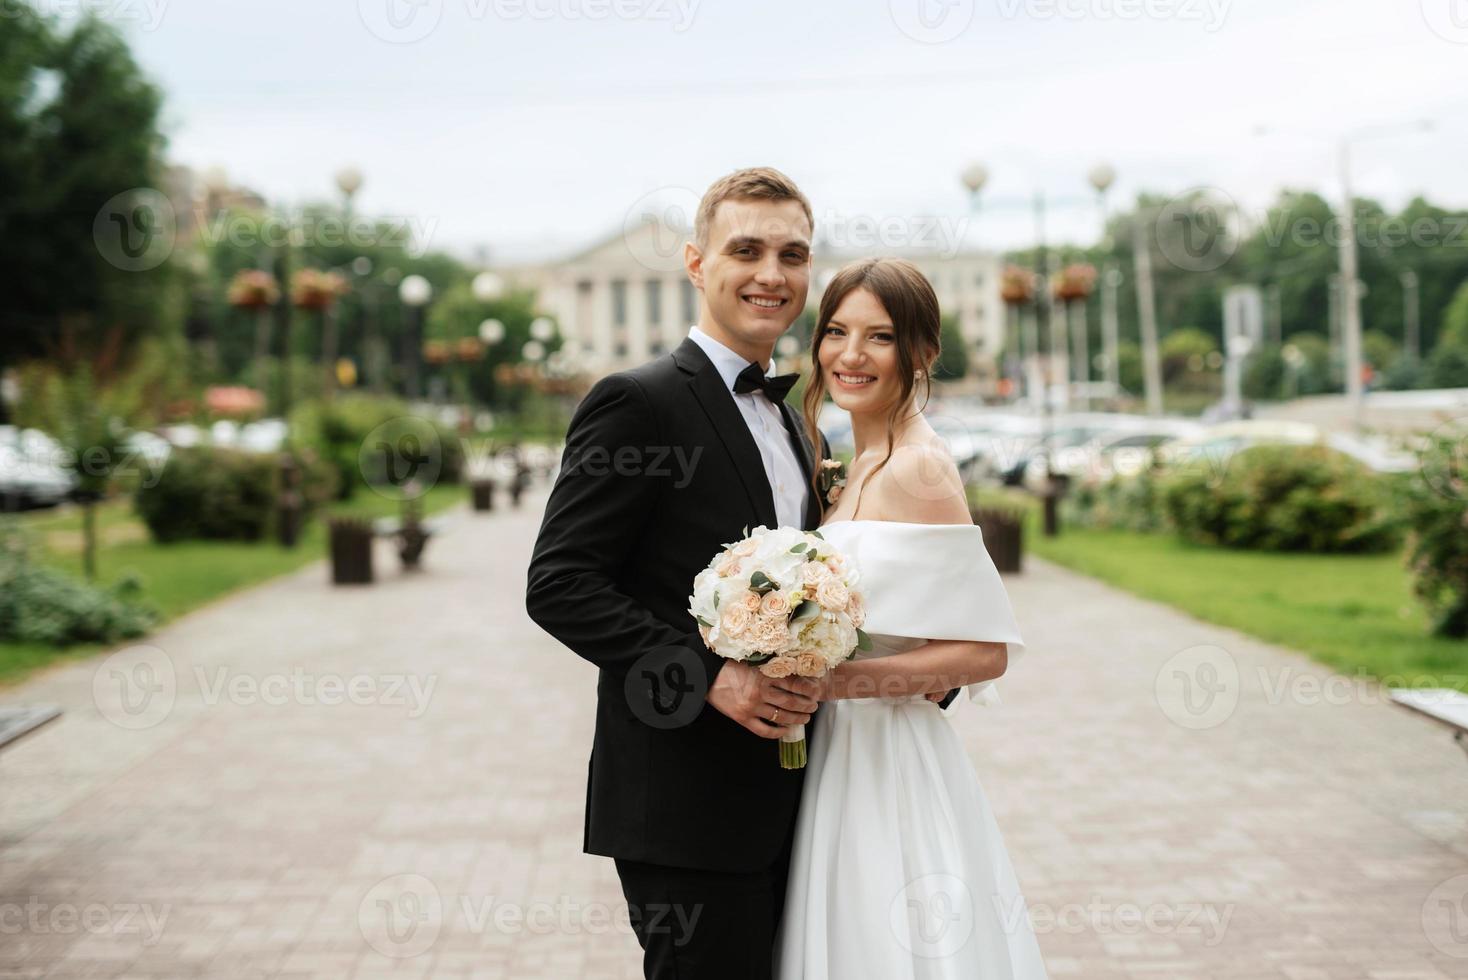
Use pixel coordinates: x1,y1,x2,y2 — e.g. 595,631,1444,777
292,396,464,500
1401,431,1468,638
0,524,156,645
1161,444,1398,553
134,446,337,543
1065,467,1168,533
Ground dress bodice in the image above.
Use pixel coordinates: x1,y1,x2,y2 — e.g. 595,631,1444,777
816,520,1025,706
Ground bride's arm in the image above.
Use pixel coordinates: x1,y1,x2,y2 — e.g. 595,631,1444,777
820,639,1007,701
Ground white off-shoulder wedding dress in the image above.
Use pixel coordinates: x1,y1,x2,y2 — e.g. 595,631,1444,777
774,520,1049,980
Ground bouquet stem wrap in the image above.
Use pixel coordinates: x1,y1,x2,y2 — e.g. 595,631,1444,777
779,724,808,769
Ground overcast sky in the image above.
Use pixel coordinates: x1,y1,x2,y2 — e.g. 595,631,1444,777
75,0,1468,261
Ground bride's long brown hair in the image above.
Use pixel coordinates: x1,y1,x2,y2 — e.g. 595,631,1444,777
801,258,942,514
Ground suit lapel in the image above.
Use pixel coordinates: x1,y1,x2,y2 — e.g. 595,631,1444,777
674,338,779,530
776,400,823,530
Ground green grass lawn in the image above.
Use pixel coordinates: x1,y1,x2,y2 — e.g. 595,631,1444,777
1028,523,1468,692
1,483,465,687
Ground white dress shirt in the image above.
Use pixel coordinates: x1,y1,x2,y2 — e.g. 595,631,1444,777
687,325,810,530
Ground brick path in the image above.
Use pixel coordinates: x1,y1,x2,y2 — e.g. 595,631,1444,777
2,489,1467,979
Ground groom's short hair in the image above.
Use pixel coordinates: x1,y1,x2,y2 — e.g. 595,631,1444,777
694,167,813,249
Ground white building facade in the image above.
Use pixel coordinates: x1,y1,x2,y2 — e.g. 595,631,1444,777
515,217,1004,386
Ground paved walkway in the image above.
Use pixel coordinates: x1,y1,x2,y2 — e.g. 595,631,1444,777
2,489,1468,979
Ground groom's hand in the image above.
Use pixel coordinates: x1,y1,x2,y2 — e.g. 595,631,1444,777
707,661,820,739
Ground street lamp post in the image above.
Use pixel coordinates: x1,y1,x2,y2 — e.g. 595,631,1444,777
399,274,433,400
1089,163,1122,394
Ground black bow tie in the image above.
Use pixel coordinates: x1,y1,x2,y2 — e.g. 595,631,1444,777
733,361,799,403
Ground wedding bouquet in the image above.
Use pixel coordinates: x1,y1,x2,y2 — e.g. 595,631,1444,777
688,525,869,768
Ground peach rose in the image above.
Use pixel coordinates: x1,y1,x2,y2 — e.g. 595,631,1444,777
733,538,758,557
759,592,791,618
760,656,797,678
823,556,844,575
846,592,866,629
828,485,843,502
752,616,794,653
816,577,850,611
716,556,742,578
739,590,763,613
719,603,752,637
801,562,831,588
794,652,824,677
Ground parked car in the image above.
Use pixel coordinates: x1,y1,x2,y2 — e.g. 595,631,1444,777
0,426,75,509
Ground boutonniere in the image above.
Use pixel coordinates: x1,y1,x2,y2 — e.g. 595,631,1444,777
818,458,847,508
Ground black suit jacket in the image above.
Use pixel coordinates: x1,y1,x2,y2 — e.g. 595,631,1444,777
526,337,829,873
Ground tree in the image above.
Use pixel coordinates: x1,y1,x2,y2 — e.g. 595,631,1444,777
0,8,170,416
932,314,969,381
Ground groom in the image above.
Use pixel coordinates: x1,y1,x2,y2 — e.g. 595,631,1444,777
526,167,828,980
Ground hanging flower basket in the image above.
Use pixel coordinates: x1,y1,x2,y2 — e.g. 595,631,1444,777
291,268,347,311
226,270,280,310
1000,265,1037,306
1053,263,1098,303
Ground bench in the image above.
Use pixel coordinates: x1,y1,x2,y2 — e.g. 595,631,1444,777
0,705,61,752
1389,688,1468,762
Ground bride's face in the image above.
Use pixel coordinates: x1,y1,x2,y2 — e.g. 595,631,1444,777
817,287,903,415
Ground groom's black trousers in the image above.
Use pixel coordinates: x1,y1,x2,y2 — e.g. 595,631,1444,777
615,830,793,980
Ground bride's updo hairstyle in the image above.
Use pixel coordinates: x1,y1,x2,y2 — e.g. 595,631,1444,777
801,257,942,506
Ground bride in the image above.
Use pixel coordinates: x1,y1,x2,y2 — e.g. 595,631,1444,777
776,258,1050,979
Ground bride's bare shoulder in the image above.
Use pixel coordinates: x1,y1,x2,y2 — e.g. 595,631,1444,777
872,437,970,526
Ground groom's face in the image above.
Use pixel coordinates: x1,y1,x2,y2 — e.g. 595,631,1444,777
685,198,811,360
